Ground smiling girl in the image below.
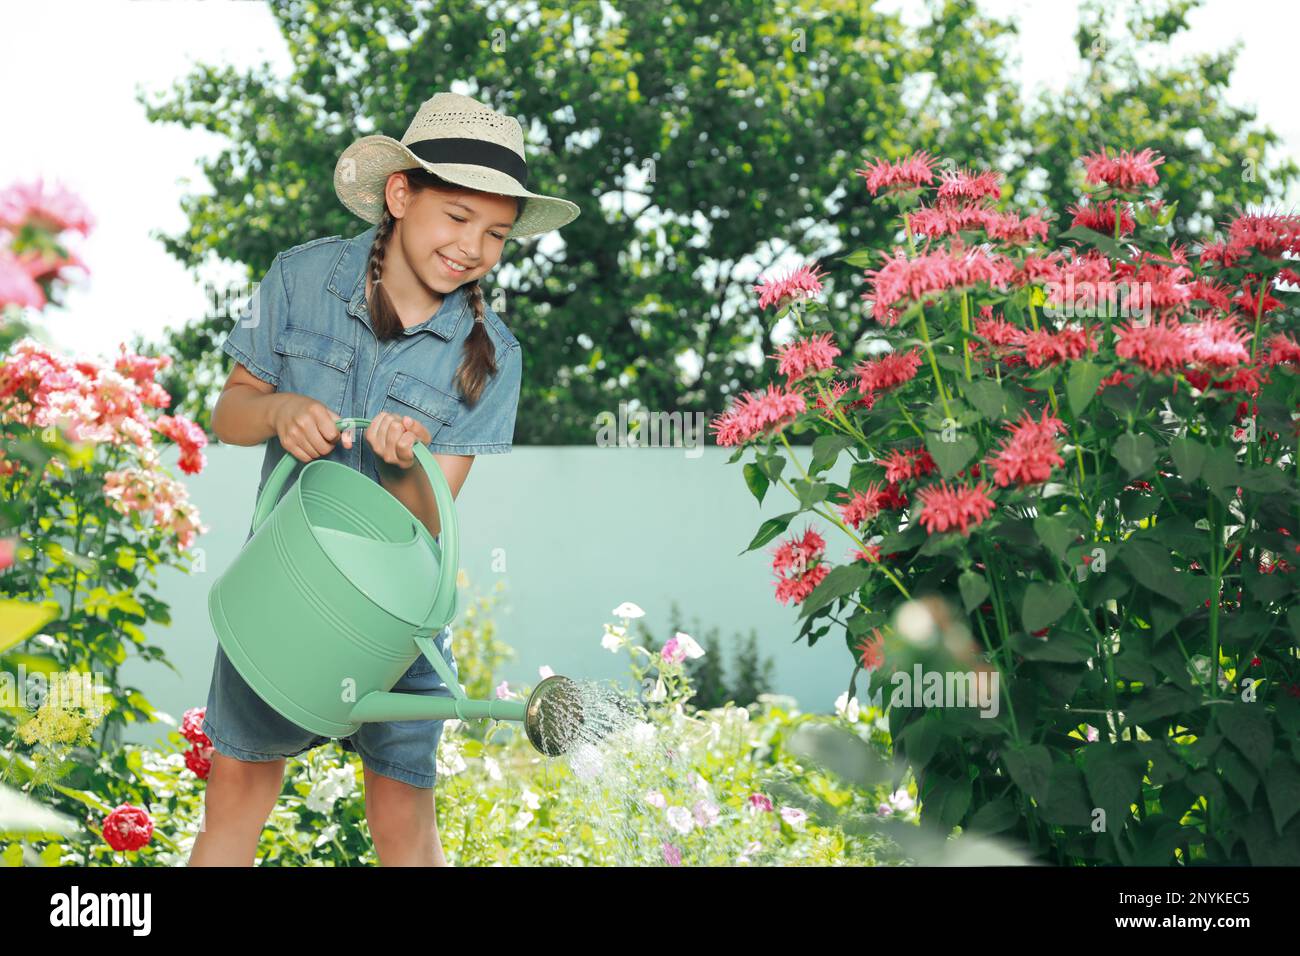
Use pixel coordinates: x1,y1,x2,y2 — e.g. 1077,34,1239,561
188,92,579,867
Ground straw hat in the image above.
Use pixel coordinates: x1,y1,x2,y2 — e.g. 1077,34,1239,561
333,92,580,239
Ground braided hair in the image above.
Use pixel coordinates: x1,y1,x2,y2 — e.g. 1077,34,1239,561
364,167,521,407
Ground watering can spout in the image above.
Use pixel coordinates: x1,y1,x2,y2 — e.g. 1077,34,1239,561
347,675,589,758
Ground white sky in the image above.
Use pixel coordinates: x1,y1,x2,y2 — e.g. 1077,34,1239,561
2,0,1296,361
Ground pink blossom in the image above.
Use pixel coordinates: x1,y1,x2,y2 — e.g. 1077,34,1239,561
915,480,997,535
1080,148,1165,191
771,332,841,384
709,381,807,446
856,151,938,196
661,842,682,866
0,177,95,235
661,637,686,664
748,793,774,813
753,263,827,311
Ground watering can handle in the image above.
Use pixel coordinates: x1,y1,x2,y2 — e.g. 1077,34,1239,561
250,417,459,631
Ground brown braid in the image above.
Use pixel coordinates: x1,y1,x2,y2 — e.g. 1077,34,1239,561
363,166,513,407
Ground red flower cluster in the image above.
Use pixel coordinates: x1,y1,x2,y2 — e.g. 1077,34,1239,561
915,480,997,535
1080,148,1165,190
856,151,938,196
988,409,1066,488
864,240,1015,321
711,382,807,446
771,528,830,605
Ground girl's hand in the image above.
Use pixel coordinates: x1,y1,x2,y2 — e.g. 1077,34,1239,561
342,411,432,470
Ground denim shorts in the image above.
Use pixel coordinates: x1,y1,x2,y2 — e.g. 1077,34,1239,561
201,624,459,790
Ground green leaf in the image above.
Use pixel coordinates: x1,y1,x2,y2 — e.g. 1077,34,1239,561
839,247,875,268
1020,582,1074,632
741,512,796,554
810,434,853,473
1033,514,1076,561
1066,360,1105,417
1113,432,1156,479
961,379,1007,421
924,432,978,479
967,798,1019,835
1002,744,1051,802
742,462,769,505
900,716,941,769
958,570,990,614
1012,629,1094,662
1058,224,1128,259
792,478,830,509
1200,443,1238,490
1038,763,1094,826
1169,436,1206,483
1266,756,1300,834
923,773,972,831
1083,743,1145,831
798,564,870,618
1118,539,1191,606
1217,704,1274,774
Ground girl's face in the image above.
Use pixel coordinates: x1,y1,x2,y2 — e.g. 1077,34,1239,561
388,173,519,292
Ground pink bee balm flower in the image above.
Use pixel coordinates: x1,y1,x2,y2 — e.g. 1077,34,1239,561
855,628,885,672
748,793,774,812
915,480,996,536
709,382,807,446
771,332,841,385
935,166,1002,204
753,263,827,311
853,348,923,396
880,446,937,484
662,842,682,866
1067,198,1135,237
1264,333,1300,368
988,409,1066,488
856,151,938,196
1184,314,1252,369
836,482,890,528
1115,317,1190,373
864,242,1014,320
1080,148,1165,190
1017,325,1098,368
770,526,831,606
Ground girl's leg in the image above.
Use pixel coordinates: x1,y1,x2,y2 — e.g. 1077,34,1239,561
188,752,287,866
362,765,447,866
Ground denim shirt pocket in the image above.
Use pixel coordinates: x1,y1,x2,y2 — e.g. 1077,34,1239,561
380,370,462,445
272,323,356,416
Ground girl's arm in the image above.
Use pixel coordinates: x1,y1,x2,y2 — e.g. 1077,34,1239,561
378,452,473,539
212,362,341,461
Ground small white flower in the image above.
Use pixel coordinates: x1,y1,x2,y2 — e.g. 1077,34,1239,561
1085,724,1099,742
612,602,645,619
647,676,667,702
692,771,710,794
305,766,357,814
673,631,706,659
834,691,860,722
878,787,914,816
645,790,667,809
521,787,541,811
538,665,555,680
437,742,467,777
779,806,808,830
513,809,534,830
483,755,503,781
601,630,625,652
666,805,694,834
737,838,763,863
314,822,340,848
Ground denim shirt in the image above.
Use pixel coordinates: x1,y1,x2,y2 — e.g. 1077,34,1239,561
220,224,522,543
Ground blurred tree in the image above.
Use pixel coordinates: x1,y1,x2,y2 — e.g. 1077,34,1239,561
137,0,1295,437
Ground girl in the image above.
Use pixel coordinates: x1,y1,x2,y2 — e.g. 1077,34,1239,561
188,92,580,867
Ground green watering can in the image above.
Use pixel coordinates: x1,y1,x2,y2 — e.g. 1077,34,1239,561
208,417,583,756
